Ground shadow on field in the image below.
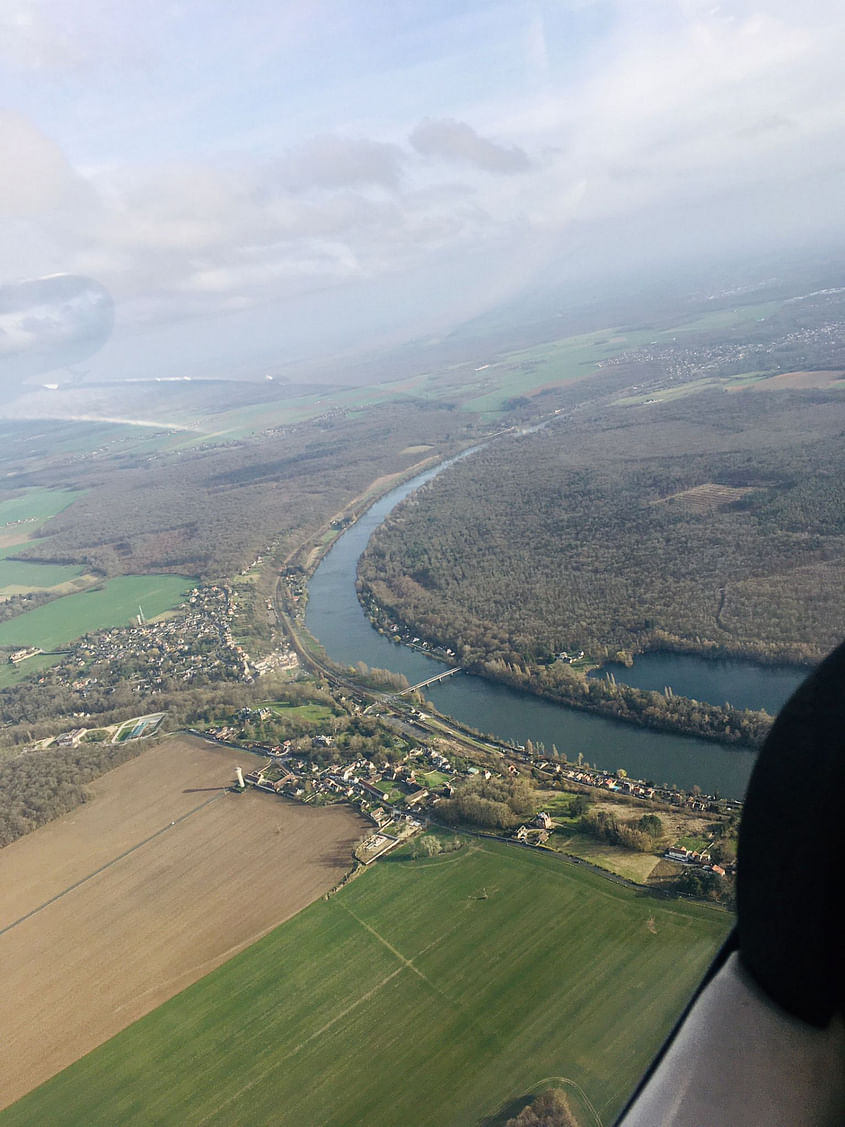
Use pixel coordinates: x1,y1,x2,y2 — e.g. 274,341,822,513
319,844,360,868
182,787,226,793
380,851,413,863
478,1093,533,1127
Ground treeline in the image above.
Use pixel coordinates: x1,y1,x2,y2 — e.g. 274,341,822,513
0,740,145,847
0,590,57,624
358,390,845,702
475,658,773,749
347,662,409,693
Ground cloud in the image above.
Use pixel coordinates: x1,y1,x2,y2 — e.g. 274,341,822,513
0,2,84,70
4,0,845,380
281,135,404,192
0,110,96,217
410,118,532,174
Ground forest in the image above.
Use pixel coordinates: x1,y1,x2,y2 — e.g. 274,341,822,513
4,400,466,582
358,387,845,743
0,739,145,846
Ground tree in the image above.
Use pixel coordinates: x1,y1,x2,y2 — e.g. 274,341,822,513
638,813,663,838
410,835,441,859
569,793,590,817
505,1088,577,1127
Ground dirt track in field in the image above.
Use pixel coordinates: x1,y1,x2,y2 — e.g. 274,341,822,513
0,734,365,1110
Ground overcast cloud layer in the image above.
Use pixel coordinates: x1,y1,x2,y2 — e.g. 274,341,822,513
2,0,845,384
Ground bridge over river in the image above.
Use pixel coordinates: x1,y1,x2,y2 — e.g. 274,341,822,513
394,666,462,696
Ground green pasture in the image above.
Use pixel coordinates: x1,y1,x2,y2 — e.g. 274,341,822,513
419,769,450,789
269,701,338,725
460,327,656,416
0,557,85,593
2,838,731,1127
372,779,403,802
657,300,782,336
0,488,79,528
548,831,664,884
0,652,63,689
0,575,195,651
675,835,710,853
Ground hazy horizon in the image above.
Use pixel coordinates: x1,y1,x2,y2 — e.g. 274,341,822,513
3,1,845,397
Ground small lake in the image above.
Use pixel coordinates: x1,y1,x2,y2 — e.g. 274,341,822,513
590,652,807,716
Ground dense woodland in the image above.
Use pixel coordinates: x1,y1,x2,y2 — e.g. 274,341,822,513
0,740,145,846
359,389,845,740
7,401,465,581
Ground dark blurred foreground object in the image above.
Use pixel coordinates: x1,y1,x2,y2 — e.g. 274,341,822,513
616,639,845,1126
0,274,113,394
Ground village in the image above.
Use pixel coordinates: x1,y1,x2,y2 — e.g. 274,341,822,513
202,701,739,892
4,583,300,719
598,305,845,396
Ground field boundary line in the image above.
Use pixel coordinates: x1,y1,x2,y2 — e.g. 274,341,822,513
336,901,432,985
195,967,406,1125
335,900,501,1047
0,792,226,938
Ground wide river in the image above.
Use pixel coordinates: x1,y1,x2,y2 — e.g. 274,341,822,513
306,460,807,800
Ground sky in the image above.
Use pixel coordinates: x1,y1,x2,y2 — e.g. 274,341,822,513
2,0,845,390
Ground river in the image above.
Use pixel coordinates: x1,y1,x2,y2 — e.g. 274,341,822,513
305,459,807,800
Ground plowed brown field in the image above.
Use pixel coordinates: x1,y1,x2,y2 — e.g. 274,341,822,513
0,734,365,1109
751,368,845,390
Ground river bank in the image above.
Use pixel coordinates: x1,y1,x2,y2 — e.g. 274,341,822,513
304,460,773,798
357,588,784,750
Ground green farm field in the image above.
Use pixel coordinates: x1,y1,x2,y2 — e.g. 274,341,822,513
447,326,661,416
0,488,80,528
0,652,63,689
0,556,85,593
0,574,195,650
2,838,731,1127
269,701,338,724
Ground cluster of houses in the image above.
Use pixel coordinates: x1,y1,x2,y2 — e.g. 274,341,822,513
561,766,657,800
514,811,554,845
598,312,845,398
666,847,730,879
209,713,740,880
554,764,739,815
664,844,731,878
226,741,457,835
44,584,258,701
